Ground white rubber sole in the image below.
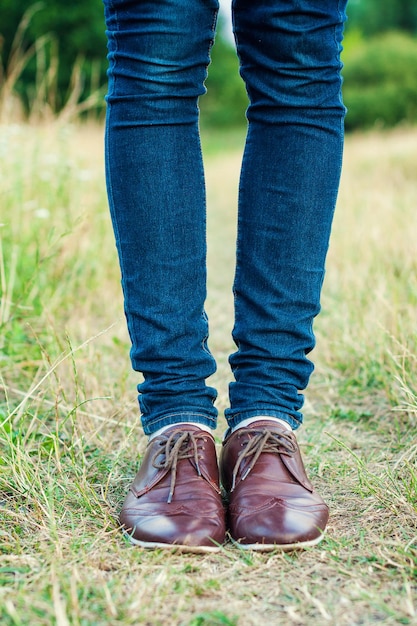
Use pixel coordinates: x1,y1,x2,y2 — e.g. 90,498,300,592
122,528,326,553
122,529,222,554
230,530,326,552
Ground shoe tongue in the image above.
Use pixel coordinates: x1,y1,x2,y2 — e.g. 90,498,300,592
152,424,211,441
244,421,314,492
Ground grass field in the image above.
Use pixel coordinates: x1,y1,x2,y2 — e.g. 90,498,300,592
1,122,417,625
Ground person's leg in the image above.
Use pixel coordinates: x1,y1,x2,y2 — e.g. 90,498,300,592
221,0,347,550
103,0,225,550
104,0,219,437
227,0,347,429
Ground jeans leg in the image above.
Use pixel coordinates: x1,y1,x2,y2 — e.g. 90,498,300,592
103,0,219,435
226,0,347,430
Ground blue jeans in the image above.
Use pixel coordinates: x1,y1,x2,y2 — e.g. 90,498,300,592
103,0,347,435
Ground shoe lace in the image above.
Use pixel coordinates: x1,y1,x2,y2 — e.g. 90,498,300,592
231,428,297,491
152,431,204,503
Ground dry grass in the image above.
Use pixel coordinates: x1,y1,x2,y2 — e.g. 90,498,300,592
0,5,105,124
1,122,417,626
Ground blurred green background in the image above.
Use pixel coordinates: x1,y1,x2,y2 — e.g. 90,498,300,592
1,0,417,129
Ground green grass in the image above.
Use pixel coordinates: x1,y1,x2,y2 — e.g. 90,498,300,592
1,122,417,625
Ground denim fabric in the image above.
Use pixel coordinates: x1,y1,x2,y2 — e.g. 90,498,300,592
103,0,347,435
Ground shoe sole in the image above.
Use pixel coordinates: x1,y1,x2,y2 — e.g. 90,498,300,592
230,530,326,552
122,529,222,554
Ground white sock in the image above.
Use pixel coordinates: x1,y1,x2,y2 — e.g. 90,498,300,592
230,416,292,434
149,421,212,441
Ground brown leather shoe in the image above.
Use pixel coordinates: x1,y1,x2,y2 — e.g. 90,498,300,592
119,425,226,552
220,420,329,551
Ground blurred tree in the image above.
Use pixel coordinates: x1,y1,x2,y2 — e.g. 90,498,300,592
0,0,107,113
347,0,417,35
2,0,416,126
343,32,417,129
1,0,106,66
201,17,248,127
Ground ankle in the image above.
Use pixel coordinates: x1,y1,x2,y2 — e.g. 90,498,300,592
230,416,292,434
149,421,213,441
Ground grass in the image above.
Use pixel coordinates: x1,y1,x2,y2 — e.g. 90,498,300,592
1,121,417,625
0,5,105,124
